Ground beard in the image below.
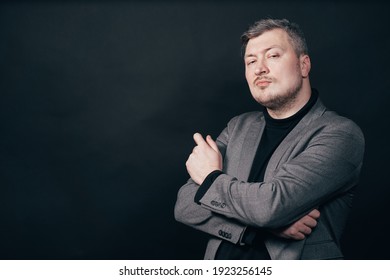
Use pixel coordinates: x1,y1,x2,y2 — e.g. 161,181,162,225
249,60,306,112
258,77,303,111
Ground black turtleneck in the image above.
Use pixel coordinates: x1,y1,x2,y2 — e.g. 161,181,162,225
248,90,318,183
195,89,319,259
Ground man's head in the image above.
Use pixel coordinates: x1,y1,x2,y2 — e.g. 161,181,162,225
242,18,312,119
241,18,308,58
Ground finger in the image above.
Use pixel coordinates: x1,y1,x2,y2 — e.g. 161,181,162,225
308,209,320,219
206,135,219,153
193,133,206,146
292,232,306,240
301,216,317,228
305,218,318,228
300,225,312,235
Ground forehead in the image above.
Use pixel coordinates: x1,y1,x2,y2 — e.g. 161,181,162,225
245,28,292,54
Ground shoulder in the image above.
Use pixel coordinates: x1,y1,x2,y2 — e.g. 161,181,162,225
227,111,264,128
316,110,364,141
306,97,364,142
217,111,264,145
304,109,365,163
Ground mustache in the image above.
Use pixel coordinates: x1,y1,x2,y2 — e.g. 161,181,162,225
254,76,273,84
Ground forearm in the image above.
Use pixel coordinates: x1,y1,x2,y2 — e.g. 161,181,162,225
198,163,361,229
174,178,247,244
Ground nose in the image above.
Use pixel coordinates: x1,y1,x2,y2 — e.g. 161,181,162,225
254,60,269,76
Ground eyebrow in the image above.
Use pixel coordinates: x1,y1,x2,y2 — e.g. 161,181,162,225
244,45,284,59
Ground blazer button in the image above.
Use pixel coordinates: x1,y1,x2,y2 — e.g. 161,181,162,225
218,230,232,239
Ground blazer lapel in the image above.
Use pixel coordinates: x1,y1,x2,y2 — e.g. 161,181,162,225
236,113,265,181
264,98,327,180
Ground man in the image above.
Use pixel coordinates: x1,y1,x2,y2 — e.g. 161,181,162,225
174,18,364,259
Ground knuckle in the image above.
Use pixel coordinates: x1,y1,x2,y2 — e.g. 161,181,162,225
289,228,298,236
186,155,194,164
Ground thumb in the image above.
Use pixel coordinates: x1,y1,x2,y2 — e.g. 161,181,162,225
193,133,206,146
206,135,220,153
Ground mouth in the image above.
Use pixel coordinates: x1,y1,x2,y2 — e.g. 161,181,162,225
255,79,272,87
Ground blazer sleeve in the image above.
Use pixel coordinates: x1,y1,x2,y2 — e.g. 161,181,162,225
174,115,247,244
198,116,365,229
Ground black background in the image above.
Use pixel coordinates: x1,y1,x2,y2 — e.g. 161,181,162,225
1,1,389,260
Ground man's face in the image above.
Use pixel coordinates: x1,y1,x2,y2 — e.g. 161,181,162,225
244,28,308,110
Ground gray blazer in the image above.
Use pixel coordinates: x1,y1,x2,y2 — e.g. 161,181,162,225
174,98,365,259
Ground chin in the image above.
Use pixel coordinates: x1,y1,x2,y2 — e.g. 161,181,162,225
251,91,276,106
254,95,287,110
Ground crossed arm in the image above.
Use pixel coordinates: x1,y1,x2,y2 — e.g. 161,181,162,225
184,132,320,241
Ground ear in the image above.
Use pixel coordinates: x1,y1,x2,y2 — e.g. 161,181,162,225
300,54,311,78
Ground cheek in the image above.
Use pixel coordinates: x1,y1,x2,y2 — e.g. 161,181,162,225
245,72,250,85
245,70,252,84
278,65,299,81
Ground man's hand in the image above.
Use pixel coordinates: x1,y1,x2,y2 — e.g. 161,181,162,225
270,209,321,240
186,133,222,185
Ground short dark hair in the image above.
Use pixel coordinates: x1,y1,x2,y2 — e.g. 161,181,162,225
241,18,308,57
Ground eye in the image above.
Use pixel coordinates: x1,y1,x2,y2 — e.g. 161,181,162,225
246,60,256,66
268,53,280,59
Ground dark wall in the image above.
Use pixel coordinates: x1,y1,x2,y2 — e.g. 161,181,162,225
1,1,389,259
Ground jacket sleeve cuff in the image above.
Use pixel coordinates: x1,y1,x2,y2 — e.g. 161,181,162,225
194,170,223,204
